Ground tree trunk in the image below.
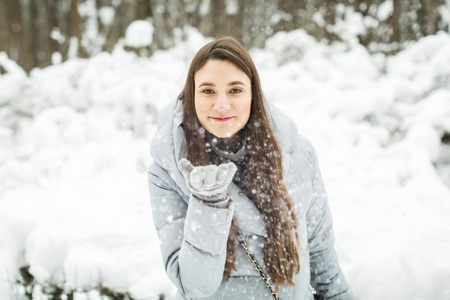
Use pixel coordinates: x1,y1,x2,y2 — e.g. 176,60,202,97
10,0,31,72
419,0,439,35
324,1,336,25
47,0,59,63
29,0,38,69
58,0,72,61
210,0,226,37
106,0,135,52
136,0,152,20
71,0,83,57
391,0,402,43
0,0,12,55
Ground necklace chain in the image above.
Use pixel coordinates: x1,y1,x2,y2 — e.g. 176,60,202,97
237,233,280,300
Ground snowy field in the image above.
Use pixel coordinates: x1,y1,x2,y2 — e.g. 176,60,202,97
1,28,450,299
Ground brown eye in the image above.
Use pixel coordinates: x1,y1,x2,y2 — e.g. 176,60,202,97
231,89,242,93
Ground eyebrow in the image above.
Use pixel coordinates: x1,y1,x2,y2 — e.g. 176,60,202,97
197,81,246,88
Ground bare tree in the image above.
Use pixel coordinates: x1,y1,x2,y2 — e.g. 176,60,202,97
105,0,138,51
418,0,440,35
0,0,12,63
71,0,84,57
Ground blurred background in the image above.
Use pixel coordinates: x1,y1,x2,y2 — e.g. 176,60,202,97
1,0,450,72
1,1,450,300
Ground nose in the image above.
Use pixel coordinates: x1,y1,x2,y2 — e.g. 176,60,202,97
213,94,231,111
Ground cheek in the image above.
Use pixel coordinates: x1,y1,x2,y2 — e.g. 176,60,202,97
238,98,252,118
194,97,208,117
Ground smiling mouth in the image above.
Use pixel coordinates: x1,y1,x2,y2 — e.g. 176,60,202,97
211,117,234,122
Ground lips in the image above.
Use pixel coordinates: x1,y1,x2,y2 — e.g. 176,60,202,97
211,116,234,122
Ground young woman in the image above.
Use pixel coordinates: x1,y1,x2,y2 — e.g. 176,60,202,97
148,37,355,300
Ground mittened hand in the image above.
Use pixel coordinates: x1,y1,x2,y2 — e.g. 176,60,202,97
178,158,237,201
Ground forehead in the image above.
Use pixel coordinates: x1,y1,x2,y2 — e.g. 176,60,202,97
195,60,250,83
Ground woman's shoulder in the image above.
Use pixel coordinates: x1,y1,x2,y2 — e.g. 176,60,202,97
150,99,182,169
267,101,314,154
155,99,182,130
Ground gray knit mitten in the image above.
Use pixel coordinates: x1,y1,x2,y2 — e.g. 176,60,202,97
178,158,237,202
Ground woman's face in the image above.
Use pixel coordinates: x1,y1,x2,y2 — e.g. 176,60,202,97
194,59,252,138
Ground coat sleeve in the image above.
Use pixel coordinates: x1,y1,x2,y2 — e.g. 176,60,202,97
300,139,355,300
148,161,234,298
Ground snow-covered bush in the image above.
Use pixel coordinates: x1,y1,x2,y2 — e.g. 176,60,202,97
124,20,155,57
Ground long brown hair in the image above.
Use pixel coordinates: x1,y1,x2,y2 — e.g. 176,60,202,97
180,37,300,291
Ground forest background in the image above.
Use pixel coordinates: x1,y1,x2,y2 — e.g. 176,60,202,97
1,0,450,73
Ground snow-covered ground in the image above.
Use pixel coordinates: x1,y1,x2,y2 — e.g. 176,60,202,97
1,27,450,299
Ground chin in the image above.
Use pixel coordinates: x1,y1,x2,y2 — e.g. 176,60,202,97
211,130,235,138
206,123,241,138
214,132,231,138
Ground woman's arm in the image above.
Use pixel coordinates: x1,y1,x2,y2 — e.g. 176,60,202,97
304,143,355,300
148,162,234,298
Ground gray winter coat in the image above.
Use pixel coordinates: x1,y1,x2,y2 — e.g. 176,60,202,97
148,99,355,300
